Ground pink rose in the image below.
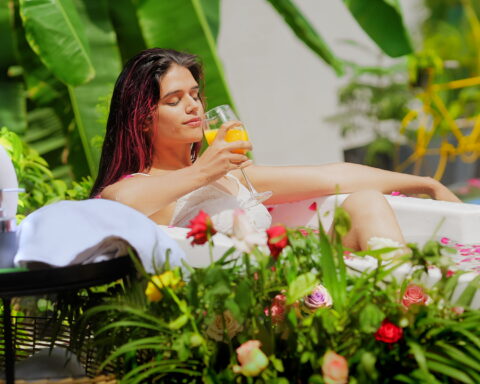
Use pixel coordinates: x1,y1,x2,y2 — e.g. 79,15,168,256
304,284,332,311
233,340,269,377
322,351,349,384
452,306,464,315
402,284,429,308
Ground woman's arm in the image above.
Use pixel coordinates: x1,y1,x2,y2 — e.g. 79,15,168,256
101,123,252,216
233,162,461,204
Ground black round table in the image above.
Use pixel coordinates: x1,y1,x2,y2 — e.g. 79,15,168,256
0,256,135,384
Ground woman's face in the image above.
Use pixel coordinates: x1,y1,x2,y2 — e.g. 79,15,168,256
153,64,204,146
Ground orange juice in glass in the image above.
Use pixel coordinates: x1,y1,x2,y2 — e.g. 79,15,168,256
204,105,272,205
204,128,249,154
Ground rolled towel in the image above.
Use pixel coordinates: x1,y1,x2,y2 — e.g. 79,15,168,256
14,199,185,273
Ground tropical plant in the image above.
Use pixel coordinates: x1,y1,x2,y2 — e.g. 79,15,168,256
0,0,413,182
80,209,480,383
0,126,92,221
327,56,412,169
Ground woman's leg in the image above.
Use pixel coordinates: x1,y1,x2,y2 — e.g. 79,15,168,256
338,190,406,251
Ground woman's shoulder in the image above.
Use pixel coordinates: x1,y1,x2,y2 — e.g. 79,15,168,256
100,173,151,200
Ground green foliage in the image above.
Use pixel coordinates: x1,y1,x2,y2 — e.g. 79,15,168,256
81,211,480,383
0,127,92,221
342,0,413,57
19,0,95,86
136,0,233,110
327,59,412,168
266,0,344,76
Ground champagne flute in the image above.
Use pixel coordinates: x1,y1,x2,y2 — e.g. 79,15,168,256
204,105,272,206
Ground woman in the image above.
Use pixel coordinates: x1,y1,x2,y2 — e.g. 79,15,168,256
91,48,461,254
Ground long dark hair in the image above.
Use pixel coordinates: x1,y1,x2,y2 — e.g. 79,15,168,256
90,48,204,198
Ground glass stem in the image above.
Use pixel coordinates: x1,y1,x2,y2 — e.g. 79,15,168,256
240,168,257,196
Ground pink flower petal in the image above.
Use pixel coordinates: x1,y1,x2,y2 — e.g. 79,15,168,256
440,237,450,245
308,202,318,211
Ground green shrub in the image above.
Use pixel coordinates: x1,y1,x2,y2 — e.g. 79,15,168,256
0,127,92,221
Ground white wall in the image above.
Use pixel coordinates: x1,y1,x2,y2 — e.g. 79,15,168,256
217,0,419,165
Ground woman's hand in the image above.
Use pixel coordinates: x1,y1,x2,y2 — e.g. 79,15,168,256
426,177,463,203
193,120,252,184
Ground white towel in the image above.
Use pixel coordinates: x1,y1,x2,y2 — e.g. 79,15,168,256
14,199,186,273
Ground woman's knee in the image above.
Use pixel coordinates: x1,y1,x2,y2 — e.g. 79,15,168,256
342,190,386,210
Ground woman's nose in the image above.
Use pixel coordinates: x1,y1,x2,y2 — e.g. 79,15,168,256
186,97,199,114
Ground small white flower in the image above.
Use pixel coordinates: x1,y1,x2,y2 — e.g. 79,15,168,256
368,237,406,260
231,209,267,253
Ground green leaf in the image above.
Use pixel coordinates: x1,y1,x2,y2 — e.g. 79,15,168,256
200,0,220,41
359,303,384,333
455,275,480,308
107,0,146,64
408,342,442,383
287,272,317,305
342,0,413,57
266,0,344,76
426,360,475,384
270,355,284,372
19,0,95,86
0,0,16,75
168,314,189,330
68,0,122,175
435,341,480,372
235,279,252,312
318,222,341,305
136,0,235,109
0,82,27,134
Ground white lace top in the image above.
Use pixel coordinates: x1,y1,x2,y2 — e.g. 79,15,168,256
170,174,272,234
130,173,272,234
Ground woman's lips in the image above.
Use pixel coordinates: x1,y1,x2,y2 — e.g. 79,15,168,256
184,118,202,127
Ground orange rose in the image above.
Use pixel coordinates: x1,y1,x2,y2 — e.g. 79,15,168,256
322,350,349,384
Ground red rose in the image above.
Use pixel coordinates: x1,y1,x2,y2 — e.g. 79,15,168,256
402,284,429,308
266,225,288,259
374,320,403,344
264,294,287,324
186,210,216,245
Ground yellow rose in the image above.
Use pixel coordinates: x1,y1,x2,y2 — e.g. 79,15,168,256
145,271,182,302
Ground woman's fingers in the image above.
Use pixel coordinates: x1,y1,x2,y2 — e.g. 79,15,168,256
225,140,252,153
228,153,250,164
236,159,253,169
214,120,243,141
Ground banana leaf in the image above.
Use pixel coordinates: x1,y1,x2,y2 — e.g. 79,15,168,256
0,0,27,133
200,0,220,40
343,0,413,57
68,0,122,176
0,0,16,77
0,83,27,134
135,0,234,109
107,0,146,64
266,0,345,76
19,0,95,86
